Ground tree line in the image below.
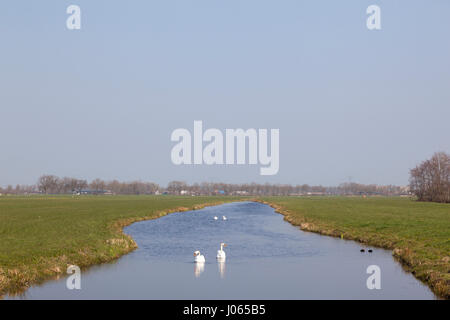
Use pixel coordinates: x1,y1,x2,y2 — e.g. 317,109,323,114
166,181,408,196
3,152,448,199
0,176,159,195
0,175,409,196
409,152,450,203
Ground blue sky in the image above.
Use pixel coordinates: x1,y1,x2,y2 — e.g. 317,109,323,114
0,0,449,186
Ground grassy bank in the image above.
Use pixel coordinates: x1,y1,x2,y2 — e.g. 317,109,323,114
258,197,450,299
0,195,242,295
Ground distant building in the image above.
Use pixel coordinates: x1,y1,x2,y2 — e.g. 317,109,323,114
78,189,113,195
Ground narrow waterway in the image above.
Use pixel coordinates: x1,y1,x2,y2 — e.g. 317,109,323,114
9,202,435,299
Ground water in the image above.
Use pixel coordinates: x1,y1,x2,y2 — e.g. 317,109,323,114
8,202,435,299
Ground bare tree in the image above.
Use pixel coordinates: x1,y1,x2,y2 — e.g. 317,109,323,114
410,152,450,203
37,175,60,194
167,181,187,195
90,178,106,193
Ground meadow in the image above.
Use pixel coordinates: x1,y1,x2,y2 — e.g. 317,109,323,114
0,195,448,298
259,196,450,298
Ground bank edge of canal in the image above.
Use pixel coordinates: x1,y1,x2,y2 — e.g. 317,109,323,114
255,198,449,300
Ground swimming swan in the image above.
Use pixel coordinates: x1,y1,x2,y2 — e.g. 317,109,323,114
222,216,227,221
214,216,218,220
216,243,227,260
194,250,205,263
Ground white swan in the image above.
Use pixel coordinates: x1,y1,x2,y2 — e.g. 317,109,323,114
216,243,227,260
222,216,227,221
194,250,205,263
214,216,218,220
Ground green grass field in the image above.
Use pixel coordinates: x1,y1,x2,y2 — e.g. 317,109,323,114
259,196,450,298
0,195,448,298
0,195,241,295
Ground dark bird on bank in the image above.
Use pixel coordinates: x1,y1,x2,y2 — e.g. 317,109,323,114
360,249,365,252
368,249,373,253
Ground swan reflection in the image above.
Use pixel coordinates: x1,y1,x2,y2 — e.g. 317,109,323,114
194,262,205,278
217,259,226,278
